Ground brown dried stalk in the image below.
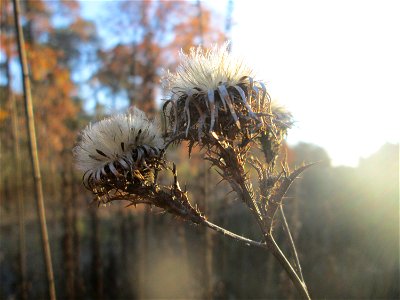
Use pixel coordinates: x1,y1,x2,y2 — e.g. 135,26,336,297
80,125,312,298
162,92,311,298
78,43,312,299
12,1,56,299
100,151,311,299
200,132,312,299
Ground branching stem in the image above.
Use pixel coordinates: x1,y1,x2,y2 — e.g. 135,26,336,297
280,205,305,282
214,143,311,299
265,234,310,299
201,218,310,299
240,179,310,299
202,219,267,249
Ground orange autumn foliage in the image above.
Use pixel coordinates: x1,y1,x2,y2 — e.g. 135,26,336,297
1,0,88,159
94,1,225,114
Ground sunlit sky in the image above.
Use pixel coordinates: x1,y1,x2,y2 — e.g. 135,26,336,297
81,0,399,167
213,0,400,166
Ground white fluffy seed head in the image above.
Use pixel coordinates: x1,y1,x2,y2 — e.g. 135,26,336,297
73,107,164,175
161,42,254,95
162,42,293,137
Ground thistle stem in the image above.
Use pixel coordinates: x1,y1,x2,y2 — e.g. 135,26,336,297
217,146,310,299
202,219,267,249
244,186,310,299
280,205,305,282
265,234,310,299
202,219,310,299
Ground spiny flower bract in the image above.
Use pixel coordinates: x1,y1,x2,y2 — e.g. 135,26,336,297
162,43,292,144
73,107,164,187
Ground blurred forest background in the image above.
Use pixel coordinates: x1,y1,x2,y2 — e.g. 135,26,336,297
0,1,398,299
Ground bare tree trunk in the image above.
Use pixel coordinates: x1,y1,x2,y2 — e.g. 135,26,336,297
265,252,276,298
8,47,28,300
138,210,148,299
90,207,103,300
205,166,214,299
136,1,157,116
135,8,156,294
118,209,129,297
12,1,56,299
177,225,189,274
61,156,75,300
218,196,229,298
199,159,213,299
3,4,28,295
71,177,84,299
197,0,204,45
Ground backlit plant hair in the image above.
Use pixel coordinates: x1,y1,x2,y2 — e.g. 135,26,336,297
161,42,293,148
74,107,205,222
73,107,163,201
75,44,313,299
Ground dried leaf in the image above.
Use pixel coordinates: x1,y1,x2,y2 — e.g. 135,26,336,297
217,85,240,129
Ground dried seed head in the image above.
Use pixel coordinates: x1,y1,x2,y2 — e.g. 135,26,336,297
161,42,254,94
162,43,291,144
73,107,164,200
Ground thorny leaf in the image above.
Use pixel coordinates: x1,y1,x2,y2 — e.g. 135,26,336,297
265,163,316,233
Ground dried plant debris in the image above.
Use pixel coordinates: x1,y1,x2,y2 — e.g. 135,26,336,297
102,167,205,224
162,43,293,144
73,107,164,202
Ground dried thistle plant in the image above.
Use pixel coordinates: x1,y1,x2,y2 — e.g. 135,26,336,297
75,44,313,299
73,107,204,223
160,44,311,299
73,107,163,201
161,42,293,150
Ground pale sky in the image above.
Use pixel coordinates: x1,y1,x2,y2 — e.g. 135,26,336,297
80,0,399,167
211,0,399,166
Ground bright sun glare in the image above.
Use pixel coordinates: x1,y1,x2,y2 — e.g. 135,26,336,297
224,0,400,166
